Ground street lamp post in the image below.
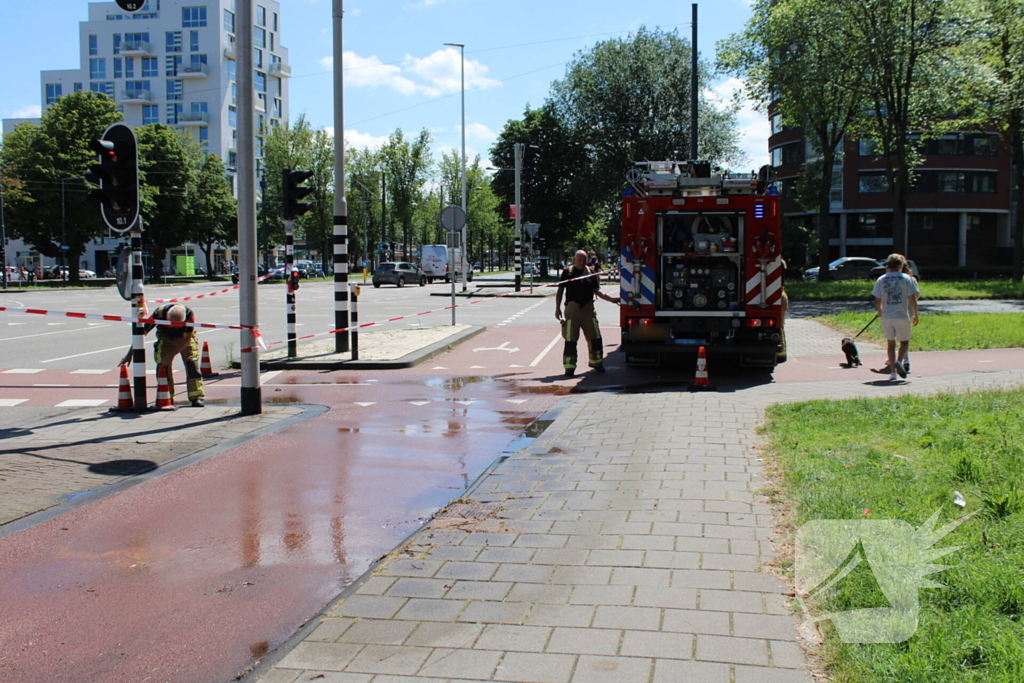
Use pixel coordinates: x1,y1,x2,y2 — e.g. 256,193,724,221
444,42,468,291
60,177,79,281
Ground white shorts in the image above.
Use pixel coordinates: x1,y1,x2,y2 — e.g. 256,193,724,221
882,317,912,342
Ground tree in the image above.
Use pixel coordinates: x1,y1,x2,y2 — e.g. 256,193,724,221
378,129,432,256
136,124,199,276
183,153,236,276
719,0,866,280
0,91,122,281
834,0,977,255
346,146,385,267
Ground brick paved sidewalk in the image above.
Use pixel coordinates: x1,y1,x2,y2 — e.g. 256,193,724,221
255,359,1024,683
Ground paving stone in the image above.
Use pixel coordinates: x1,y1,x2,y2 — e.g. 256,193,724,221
586,549,645,567
355,577,397,596
671,569,732,590
701,553,761,572
568,584,634,606
609,567,673,587
306,617,355,642
570,655,653,683
477,546,536,564
493,651,577,683
444,580,513,602
460,532,517,546
405,622,484,649
385,578,451,599
493,563,556,584
547,627,621,656
381,559,444,578
700,588,765,613
643,550,701,569
619,534,675,551
550,565,612,585
435,561,499,581
458,599,532,625
506,582,573,605
422,544,480,561
675,536,730,554
620,630,692,659
416,646,503,679
735,665,812,682
333,595,407,619
337,619,418,645
475,624,552,653
633,585,696,610
696,635,770,666
662,609,731,636
733,613,802,640
278,672,372,683
591,605,661,631
250,669,303,683
394,598,467,622
344,645,432,675
523,604,596,628
770,639,809,668
274,642,363,671
531,548,590,566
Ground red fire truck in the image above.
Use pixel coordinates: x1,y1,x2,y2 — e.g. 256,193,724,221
619,161,786,369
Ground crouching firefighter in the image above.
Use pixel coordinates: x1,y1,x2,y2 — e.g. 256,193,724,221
555,249,619,377
120,303,205,407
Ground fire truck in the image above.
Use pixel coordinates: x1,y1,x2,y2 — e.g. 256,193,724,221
619,161,786,369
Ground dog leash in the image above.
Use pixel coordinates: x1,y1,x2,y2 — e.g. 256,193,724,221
854,314,879,339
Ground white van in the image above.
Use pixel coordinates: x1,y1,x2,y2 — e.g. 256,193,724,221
421,245,472,283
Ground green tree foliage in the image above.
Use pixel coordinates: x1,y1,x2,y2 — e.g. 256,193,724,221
0,91,122,281
136,124,199,276
346,146,385,266
379,129,432,256
183,153,236,276
719,0,865,280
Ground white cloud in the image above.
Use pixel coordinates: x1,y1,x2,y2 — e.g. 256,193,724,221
709,77,770,170
9,104,41,119
320,49,499,98
344,129,390,152
464,122,496,143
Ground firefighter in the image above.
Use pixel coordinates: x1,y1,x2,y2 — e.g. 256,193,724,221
555,249,619,377
120,303,205,407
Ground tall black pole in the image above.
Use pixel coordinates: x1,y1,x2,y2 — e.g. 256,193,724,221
0,180,7,290
332,0,350,353
690,3,699,161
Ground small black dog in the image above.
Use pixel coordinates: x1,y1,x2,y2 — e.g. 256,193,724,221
841,337,862,367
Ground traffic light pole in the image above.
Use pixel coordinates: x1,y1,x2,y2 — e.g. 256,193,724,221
130,227,147,410
237,0,261,415
285,220,297,358
514,142,523,292
332,0,350,354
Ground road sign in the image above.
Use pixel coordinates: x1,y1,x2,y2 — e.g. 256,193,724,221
524,222,540,239
378,242,388,251
60,245,69,250
116,0,146,11
440,205,467,233
115,249,134,301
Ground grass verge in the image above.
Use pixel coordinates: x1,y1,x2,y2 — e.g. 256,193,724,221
819,311,1024,351
787,280,1024,301
761,387,1024,682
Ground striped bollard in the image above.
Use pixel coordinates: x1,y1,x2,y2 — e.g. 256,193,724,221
351,284,359,361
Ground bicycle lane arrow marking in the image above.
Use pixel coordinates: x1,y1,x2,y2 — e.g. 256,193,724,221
473,341,519,353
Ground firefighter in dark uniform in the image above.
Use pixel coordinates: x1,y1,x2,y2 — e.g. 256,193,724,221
555,249,618,377
120,303,205,407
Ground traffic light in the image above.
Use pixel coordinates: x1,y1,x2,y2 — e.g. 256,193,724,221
288,269,300,292
85,123,139,232
283,169,314,220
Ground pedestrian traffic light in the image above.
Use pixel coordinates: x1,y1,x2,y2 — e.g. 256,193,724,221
283,169,314,220
288,269,300,292
85,123,139,233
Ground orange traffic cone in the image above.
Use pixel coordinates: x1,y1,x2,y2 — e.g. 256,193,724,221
154,363,175,410
200,341,219,377
690,346,715,391
108,364,134,412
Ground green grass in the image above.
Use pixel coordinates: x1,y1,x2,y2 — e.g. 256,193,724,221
820,310,1024,351
762,388,1024,683
787,280,1024,301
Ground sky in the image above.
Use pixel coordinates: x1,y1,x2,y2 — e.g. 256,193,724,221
0,0,768,171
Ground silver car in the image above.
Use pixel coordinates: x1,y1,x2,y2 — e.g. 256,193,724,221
372,262,427,288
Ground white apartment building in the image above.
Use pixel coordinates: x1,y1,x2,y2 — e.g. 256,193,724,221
2,0,291,275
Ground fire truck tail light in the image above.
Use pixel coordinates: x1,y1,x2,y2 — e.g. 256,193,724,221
747,318,776,328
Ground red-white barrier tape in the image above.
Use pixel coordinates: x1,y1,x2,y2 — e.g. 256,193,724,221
239,267,618,354
149,267,286,304
0,306,256,332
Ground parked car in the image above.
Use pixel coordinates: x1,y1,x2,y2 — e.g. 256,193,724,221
372,262,427,287
870,259,920,280
802,257,882,281
522,261,535,275
295,262,324,278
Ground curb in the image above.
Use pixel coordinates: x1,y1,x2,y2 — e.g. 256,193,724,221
255,325,487,371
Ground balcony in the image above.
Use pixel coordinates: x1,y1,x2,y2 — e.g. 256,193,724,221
269,61,291,78
181,63,209,79
120,89,153,103
120,40,153,57
224,39,236,60
255,98,266,113
178,112,209,126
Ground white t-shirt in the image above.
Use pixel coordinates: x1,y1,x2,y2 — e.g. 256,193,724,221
872,271,919,319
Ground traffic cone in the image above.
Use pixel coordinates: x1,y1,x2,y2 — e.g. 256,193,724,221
199,341,219,377
154,363,175,410
108,364,134,412
690,346,715,392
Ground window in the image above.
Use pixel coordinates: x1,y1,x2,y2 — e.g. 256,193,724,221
938,171,964,193
143,105,159,125
273,12,278,31
273,98,282,118
253,26,266,48
114,58,123,79
166,102,183,124
89,35,98,56
73,82,83,92
191,101,208,116
257,92,267,112
166,31,182,53
125,32,149,50
254,48,262,68
223,9,234,32
858,172,889,193
113,34,121,54
125,57,134,78
142,57,158,77
858,139,880,156
228,105,236,127
770,142,802,167
269,32,274,50
231,82,237,105
770,113,784,135
256,5,266,25
227,59,236,81
190,30,199,52
228,151,238,169
182,6,207,27
971,172,997,194
166,55,182,76
90,58,106,79
830,173,842,204
125,81,150,99
254,70,266,92
45,84,62,104
275,75,282,97
167,79,183,100
257,114,264,133
971,135,996,156
198,127,208,149
189,54,208,69
936,134,963,156
91,82,115,97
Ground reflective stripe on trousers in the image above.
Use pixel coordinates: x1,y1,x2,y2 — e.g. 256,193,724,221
155,333,205,400
561,300,603,370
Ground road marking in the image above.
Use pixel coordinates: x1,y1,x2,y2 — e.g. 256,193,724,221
432,366,448,370
34,384,70,387
0,399,29,406
41,339,154,363
354,402,376,407
531,333,562,367
978,360,993,363
0,325,109,346
509,364,525,368
56,399,108,407
3,369,44,374
71,369,112,374
47,322,67,326
260,370,283,384
473,341,519,353
471,365,486,369
506,399,528,404
408,400,430,406
454,399,476,405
